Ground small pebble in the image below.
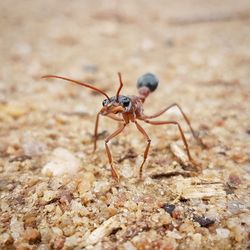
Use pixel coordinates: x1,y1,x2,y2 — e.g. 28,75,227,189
22,135,46,156
228,173,241,187
42,148,81,176
193,233,202,247
227,200,245,214
123,241,137,250
51,236,65,249
216,228,230,239
10,216,24,241
167,230,182,239
42,190,57,203
0,232,13,245
193,215,215,227
93,180,111,193
179,222,195,233
232,225,247,242
162,203,175,216
23,227,41,244
77,172,96,195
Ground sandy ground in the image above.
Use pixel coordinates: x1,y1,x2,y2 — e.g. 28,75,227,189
0,0,250,249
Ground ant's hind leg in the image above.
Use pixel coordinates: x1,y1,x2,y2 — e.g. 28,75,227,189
134,121,151,179
145,103,206,148
144,119,201,171
104,123,126,181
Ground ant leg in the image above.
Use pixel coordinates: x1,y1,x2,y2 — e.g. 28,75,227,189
144,103,205,147
134,121,151,179
105,123,126,181
144,119,200,170
93,112,123,152
93,112,101,152
107,113,124,122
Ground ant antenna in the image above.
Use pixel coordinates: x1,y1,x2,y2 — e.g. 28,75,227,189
42,75,111,101
116,72,123,101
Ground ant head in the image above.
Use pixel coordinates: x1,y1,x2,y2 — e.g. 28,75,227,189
100,72,129,115
101,95,132,115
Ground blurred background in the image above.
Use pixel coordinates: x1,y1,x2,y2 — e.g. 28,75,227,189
0,0,250,149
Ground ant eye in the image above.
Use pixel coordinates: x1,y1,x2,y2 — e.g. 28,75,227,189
102,99,109,106
122,100,130,107
119,96,131,107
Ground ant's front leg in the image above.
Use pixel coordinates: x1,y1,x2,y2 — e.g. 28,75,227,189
144,103,206,148
93,112,101,152
93,112,123,152
105,123,126,181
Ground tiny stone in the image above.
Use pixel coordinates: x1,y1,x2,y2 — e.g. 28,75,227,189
42,190,57,203
0,232,13,245
59,190,73,205
64,234,82,247
123,241,137,250
22,134,45,156
193,233,202,247
24,215,37,228
162,203,175,216
167,230,182,239
228,173,241,187
42,148,81,176
52,227,63,236
37,245,50,250
63,226,75,237
77,172,96,195
179,222,195,233
227,200,245,214
51,237,65,249
93,180,111,193
193,215,215,227
232,225,246,242
10,216,24,241
23,227,41,244
216,228,230,238
159,213,172,225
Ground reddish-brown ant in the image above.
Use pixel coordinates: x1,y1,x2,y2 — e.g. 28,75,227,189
42,73,203,181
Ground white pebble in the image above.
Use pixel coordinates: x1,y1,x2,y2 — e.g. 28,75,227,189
93,181,110,193
123,241,137,250
10,216,24,240
216,228,230,238
42,148,81,176
167,230,183,239
121,163,134,178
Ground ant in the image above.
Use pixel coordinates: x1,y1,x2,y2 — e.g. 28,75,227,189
42,73,203,181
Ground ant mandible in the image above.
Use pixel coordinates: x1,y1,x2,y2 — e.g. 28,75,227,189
42,73,202,181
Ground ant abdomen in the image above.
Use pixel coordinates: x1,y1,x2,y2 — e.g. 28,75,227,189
137,73,159,92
